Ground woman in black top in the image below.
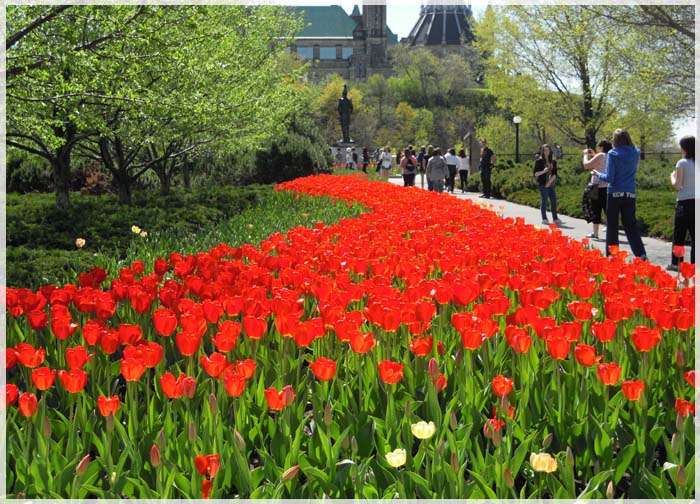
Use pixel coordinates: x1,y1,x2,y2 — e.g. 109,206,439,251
362,147,370,173
533,144,563,226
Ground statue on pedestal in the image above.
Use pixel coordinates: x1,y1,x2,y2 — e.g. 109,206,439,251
337,84,354,143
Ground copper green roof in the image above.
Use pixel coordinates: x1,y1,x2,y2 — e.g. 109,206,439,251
291,6,356,38
290,5,399,44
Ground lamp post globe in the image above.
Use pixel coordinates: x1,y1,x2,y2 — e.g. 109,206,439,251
513,116,522,163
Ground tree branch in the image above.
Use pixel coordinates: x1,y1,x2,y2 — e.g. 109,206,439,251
6,6,71,50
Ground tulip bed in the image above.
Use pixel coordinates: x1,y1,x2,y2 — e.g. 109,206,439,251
5,174,696,499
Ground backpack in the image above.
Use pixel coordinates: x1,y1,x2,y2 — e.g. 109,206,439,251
405,157,415,172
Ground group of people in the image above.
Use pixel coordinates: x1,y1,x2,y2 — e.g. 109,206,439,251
369,139,496,197
578,130,695,269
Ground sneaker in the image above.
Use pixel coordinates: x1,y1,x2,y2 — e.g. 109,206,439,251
586,233,598,239
667,264,679,272
554,219,564,226
541,219,549,225
479,194,486,198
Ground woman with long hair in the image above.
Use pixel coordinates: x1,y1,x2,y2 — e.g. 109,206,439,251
457,148,469,193
533,144,562,226
668,135,695,270
582,139,613,239
593,128,647,259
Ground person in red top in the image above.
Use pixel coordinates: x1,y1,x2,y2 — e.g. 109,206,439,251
400,148,419,187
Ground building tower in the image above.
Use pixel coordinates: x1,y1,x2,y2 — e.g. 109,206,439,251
405,1,474,50
363,2,387,66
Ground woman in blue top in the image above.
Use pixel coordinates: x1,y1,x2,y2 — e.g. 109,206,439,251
668,136,695,271
593,128,647,259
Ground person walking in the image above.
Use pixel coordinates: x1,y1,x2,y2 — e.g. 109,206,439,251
444,148,459,193
479,139,495,198
457,148,469,193
667,135,695,271
361,147,370,173
593,128,647,259
533,144,563,226
416,146,426,189
379,146,393,180
345,147,354,170
425,145,435,191
426,147,448,193
582,139,612,239
400,148,418,187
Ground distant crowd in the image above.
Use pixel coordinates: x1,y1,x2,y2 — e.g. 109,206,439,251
332,131,695,272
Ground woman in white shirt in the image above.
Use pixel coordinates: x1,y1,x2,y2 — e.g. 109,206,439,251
582,139,612,239
380,146,393,180
457,149,469,193
444,148,459,193
668,135,695,271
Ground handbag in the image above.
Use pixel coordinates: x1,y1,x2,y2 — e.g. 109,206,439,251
587,182,599,200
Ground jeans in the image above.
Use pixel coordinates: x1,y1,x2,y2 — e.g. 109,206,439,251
459,170,468,192
672,199,695,265
538,185,558,221
446,165,457,192
605,194,647,258
402,173,416,187
480,166,492,197
431,179,445,193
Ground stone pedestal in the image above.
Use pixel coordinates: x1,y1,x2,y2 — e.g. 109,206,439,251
332,141,356,167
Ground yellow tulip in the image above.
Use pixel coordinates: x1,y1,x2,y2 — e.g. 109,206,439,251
386,448,406,468
140,231,148,238
529,452,558,473
411,420,436,440
131,225,141,234
75,238,86,249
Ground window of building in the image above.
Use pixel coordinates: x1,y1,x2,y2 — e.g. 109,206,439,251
319,47,336,60
296,47,313,59
342,47,353,59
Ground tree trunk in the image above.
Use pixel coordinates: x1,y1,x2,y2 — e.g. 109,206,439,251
640,135,646,160
158,168,170,196
53,158,71,210
183,153,191,191
116,175,132,205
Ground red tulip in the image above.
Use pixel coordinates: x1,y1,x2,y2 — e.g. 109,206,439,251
5,384,19,408
97,395,121,416
175,331,202,356
82,319,105,346
15,343,46,368
26,309,49,330
118,323,143,345
591,320,616,343
349,331,375,354
242,315,267,340
265,385,295,410
309,357,337,382
51,316,79,340
679,262,694,279
212,321,241,352
31,367,56,390
432,373,447,392
684,370,695,388
546,337,571,360
160,372,185,399
492,375,513,397
621,380,645,401
597,362,621,386
100,329,120,354
58,369,88,393
673,245,685,258
378,360,404,384
5,348,17,370
631,326,661,353
194,454,221,479
408,335,433,356
120,357,146,382
574,344,599,367
18,392,38,417
202,300,224,324
153,308,178,337
223,373,246,397
675,398,693,417
65,346,94,370
566,301,595,321
200,353,228,378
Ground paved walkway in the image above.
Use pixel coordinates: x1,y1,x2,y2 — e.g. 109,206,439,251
387,176,674,269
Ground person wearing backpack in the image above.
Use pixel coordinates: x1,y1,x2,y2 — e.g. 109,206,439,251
400,148,418,187
426,147,448,193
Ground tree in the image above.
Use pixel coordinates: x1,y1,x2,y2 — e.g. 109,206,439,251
476,6,619,149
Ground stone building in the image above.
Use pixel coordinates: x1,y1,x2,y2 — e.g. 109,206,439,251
287,2,475,81
287,4,398,81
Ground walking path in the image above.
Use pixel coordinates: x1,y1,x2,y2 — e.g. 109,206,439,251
387,175,674,269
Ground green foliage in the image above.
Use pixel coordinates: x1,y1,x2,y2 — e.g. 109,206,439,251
6,148,53,193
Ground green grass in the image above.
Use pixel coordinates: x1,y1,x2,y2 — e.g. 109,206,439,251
6,186,365,288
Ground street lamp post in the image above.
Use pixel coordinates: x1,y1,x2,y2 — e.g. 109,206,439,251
513,115,522,164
